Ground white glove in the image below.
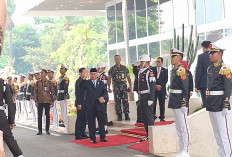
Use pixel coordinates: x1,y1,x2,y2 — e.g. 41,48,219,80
148,101,153,106
222,108,229,116
181,107,188,114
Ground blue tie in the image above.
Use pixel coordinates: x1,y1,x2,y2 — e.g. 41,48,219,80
92,80,96,87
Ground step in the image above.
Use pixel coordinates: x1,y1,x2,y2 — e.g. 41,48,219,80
135,121,175,129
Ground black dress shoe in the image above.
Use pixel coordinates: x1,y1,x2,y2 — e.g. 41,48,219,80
91,140,97,144
83,135,89,139
37,131,42,135
75,136,85,140
136,120,143,123
100,138,108,142
140,136,149,142
160,119,165,122
105,130,108,134
46,130,51,135
107,121,113,126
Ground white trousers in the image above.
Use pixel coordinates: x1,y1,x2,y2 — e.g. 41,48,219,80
20,100,28,121
26,100,37,123
173,108,190,153
209,111,232,157
50,100,59,127
15,100,21,120
59,100,69,127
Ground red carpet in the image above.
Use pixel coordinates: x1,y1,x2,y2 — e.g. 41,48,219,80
127,140,149,154
121,128,147,136
70,135,140,148
135,121,175,128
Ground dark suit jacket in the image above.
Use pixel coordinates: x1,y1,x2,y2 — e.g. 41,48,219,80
152,66,168,93
78,79,108,112
75,77,86,107
195,51,212,90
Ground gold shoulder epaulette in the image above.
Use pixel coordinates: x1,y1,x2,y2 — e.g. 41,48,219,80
177,67,187,80
30,80,35,86
219,64,231,75
64,76,69,81
176,67,186,76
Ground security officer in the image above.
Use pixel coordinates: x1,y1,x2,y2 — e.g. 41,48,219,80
17,74,28,122
97,62,110,132
206,44,232,157
47,69,59,128
108,55,132,121
137,54,156,142
132,62,143,123
0,78,23,156
57,64,69,128
168,48,190,157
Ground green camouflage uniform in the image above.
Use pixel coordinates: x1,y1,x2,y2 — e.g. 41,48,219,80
109,65,130,115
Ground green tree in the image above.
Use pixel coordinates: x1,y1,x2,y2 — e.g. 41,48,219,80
12,24,40,74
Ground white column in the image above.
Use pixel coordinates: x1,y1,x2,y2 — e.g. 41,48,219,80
122,0,130,65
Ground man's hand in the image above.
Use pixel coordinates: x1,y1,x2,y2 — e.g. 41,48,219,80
50,102,54,107
127,86,132,93
156,85,162,91
195,88,201,93
35,102,39,107
108,88,112,93
77,105,82,111
189,92,193,97
98,97,105,103
9,124,14,129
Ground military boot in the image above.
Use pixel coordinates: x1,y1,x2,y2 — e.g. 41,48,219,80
117,114,122,121
125,114,130,121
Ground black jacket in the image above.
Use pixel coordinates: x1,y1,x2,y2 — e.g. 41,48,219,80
168,65,189,109
75,77,86,107
78,79,108,112
206,62,231,112
57,75,69,101
0,79,15,124
152,66,168,93
195,51,212,90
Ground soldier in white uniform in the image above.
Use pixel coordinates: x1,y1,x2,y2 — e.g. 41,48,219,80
206,44,232,157
169,48,190,157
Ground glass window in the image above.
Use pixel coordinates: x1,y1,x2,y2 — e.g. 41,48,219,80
160,0,173,33
136,0,147,38
205,0,222,23
109,50,117,67
224,0,232,25
196,0,204,25
127,0,136,40
116,3,124,43
147,0,159,36
129,46,137,64
161,39,172,55
225,27,232,36
197,32,205,50
138,44,148,57
118,48,126,65
149,42,160,59
173,0,189,29
206,29,223,42
107,6,116,45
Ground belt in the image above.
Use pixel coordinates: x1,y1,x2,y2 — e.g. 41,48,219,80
169,89,182,94
26,92,31,95
0,106,5,110
58,90,65,93
138,89,150,95
18,92,24,95
206,90,224,96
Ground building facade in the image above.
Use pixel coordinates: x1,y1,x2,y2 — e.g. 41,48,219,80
106,0,232,66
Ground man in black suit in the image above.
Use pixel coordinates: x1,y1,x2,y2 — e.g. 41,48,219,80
195,41,212,108
75,68,89,140
78,68,108,143
152,57,168,121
